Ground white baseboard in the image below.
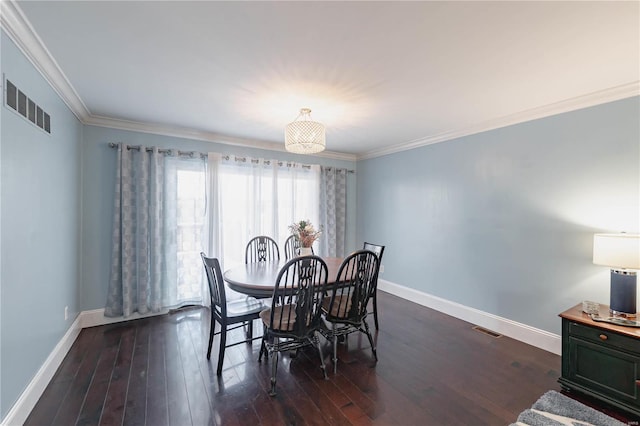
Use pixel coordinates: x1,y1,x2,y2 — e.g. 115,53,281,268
1,315,83,426
377,279,561,355
80,308,169,329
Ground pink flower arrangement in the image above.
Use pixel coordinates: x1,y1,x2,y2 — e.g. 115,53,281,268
289,220,322,248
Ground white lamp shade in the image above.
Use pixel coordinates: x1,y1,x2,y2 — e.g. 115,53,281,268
593,233,640,269
284,108,326,154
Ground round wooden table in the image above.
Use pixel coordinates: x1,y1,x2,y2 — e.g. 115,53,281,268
223,257,343,299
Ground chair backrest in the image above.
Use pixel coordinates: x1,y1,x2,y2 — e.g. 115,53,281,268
201,253,227,319
267,255,328,338
363,242,385,262
283,235,300,260
245,236,280,264
325,250,379,324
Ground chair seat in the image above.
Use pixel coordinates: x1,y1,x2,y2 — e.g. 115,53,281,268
260,303,315,331
227,297,265,317
260,304,296,331
322,295,353,318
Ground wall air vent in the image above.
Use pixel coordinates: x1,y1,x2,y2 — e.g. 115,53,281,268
472,325,502,338
4,76,51,134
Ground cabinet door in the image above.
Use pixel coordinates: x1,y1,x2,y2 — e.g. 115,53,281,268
568,336,640,406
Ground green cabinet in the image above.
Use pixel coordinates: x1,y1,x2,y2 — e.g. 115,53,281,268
559,305,640,418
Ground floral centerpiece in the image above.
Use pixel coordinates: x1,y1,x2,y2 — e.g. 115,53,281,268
289,220,322,250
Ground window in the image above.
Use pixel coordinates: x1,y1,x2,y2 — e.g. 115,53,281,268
164,155,320,304
217,158,320,268
175,168,206,302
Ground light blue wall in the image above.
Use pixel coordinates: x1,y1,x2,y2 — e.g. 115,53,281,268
1,31,83,419
80,126,358,311
357,96,640,334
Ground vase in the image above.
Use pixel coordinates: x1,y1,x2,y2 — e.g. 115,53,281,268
298,247,313,256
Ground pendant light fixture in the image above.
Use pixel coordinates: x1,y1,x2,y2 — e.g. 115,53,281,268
284,108,326,154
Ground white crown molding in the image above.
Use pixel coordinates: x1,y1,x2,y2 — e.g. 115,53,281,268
359,81,640,160
85,114,358,161
0,0,90,122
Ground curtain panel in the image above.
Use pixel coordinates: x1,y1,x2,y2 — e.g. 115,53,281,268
105,144,207,317
319,167,348,257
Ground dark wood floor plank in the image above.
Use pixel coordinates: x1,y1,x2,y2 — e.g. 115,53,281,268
163,316,193,426
50,329,105,426
99,323,136,426
175,317,215,426
285,346,361,425
122,318,152,425
75,329,121,426
25,291,637,425
25,328,101,426
145,318,169,426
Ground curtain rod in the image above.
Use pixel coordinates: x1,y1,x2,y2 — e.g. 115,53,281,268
108,142,207,159
108,143,355,173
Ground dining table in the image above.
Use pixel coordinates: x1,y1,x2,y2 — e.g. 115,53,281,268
223,256,344,299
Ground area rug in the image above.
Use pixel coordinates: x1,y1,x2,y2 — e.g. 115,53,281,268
511,390,626,426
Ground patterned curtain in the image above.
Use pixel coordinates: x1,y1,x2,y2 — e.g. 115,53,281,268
105,143,206,317
319,167,348,257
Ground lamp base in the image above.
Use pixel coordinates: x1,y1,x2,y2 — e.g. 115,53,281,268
609,269,637,318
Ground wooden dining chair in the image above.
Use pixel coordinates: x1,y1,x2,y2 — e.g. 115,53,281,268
200,253,265,375
245,236,280,264
283,235,300,260
363,242,385,329
258,255,329,396
320,249,380,373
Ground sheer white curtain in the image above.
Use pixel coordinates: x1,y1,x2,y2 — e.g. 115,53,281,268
216,156,320,268
163,155,208,307
203,153,222,259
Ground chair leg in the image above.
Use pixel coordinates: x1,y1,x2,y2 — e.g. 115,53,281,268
332,324,338,374
207,314,215,360
246,319,254,340
332,336,338,374
258,325,268,362
373,291,379,330
217,322,227,375
313,334,328,379
363,319,378,361
269,341,279,396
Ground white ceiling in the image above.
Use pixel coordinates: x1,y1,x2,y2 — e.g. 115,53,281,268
6,1,640,159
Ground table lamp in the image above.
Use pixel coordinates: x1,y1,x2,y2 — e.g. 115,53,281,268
593,233,640,317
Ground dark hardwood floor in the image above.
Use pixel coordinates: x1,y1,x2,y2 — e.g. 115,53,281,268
25,292,634,425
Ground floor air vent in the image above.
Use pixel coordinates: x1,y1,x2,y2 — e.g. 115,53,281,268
472,325,502,338
4,77,51,134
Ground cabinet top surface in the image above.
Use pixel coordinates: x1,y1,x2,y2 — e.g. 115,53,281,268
560,303,640,339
